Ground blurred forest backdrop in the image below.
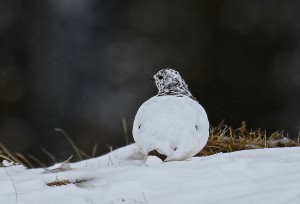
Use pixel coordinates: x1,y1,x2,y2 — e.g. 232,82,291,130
0,0,300,164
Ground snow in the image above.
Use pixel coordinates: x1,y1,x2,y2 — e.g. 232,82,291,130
145,155,163,166
1,144,300,204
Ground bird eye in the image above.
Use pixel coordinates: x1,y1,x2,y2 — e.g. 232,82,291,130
158,75,163,80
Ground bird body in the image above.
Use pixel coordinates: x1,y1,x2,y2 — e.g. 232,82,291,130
132,69,209,164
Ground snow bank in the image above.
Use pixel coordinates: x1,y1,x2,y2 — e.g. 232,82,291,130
0,145,300,204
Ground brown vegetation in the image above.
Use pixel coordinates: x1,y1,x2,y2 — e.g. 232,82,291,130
198,121,300,156
1,122,300,168
46,179,88,187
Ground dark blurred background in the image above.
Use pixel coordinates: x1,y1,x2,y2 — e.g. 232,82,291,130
1,0,299,165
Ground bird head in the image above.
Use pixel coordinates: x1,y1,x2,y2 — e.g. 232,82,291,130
151,68,195,99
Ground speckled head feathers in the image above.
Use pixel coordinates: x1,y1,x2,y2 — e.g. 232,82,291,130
152,68,196,100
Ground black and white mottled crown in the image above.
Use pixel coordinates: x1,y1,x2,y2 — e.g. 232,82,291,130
152,68,197,101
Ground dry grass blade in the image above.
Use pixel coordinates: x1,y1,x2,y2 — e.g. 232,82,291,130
55,128,83,160
63,155,73,164
79,150,89,159
5,170,18,204
0,152,15,164
40,147,57,164
27,154,47,168
143,192,149,204
106,144,113,152
0,143,22,164
122,117,129,145
91,143,98,157
15,153,34,168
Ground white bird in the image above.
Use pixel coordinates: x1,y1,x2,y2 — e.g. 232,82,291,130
132,68,209,165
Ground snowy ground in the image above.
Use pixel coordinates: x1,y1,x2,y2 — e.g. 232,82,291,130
1,144,300,204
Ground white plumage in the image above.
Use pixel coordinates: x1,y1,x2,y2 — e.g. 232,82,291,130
132,69,209,164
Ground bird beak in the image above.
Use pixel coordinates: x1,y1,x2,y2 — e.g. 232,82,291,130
150,77,155,81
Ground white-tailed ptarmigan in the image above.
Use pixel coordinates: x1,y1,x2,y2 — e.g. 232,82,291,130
132,68,209,165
